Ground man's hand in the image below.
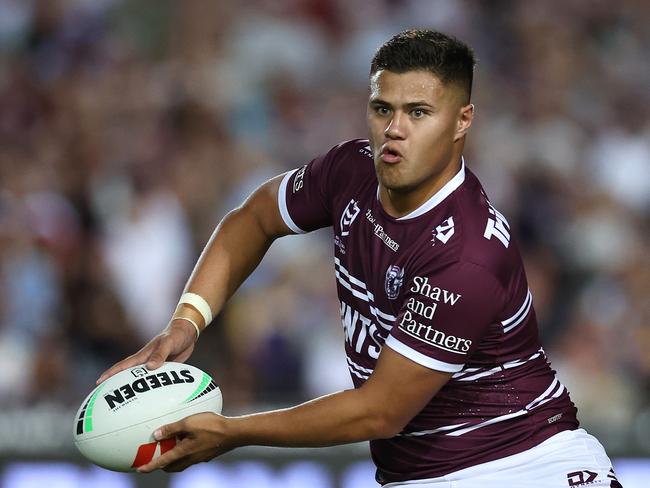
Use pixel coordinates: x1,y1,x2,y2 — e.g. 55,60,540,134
136,412,233,473
96,319,197,384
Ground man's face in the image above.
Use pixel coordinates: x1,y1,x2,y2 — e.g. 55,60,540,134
367,69,472,200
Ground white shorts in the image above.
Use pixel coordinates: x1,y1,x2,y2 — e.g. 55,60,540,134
384,429,621,488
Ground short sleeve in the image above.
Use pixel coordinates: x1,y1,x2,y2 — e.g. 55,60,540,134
278,145,339,233
385,261,504,373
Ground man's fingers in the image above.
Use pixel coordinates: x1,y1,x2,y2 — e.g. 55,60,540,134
136,442,185,473
162,458,194,472
145,340,173,370
96,352,150,385
136,421,189,472
154,420,185,442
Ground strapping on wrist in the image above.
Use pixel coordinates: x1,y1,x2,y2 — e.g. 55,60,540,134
171,315,201,341
177,292,213,326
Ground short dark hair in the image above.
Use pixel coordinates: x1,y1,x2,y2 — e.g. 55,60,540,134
370,29,476,102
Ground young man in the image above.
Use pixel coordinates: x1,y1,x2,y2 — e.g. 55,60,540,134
98,30,621,487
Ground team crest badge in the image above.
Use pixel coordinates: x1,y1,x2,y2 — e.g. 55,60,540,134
385,265,405,299
340,199,361,237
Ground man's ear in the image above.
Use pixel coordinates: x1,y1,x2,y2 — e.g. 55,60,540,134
455,103,474,141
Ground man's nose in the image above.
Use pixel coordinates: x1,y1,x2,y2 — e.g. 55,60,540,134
384,112,406,139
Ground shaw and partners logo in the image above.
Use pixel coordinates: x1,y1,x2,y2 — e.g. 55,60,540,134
366,209,399,252
385,265,404,299
340,199,361,237
398,276,470,354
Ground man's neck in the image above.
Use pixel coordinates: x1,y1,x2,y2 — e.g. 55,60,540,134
379,157,463,219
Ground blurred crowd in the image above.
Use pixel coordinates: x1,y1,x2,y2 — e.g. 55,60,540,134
0,0,649,454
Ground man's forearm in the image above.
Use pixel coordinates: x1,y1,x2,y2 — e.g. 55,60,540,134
178,177,290,327
225,388,396,449
186,207,273,314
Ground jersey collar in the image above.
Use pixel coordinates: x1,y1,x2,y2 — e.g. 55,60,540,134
376,157,466,221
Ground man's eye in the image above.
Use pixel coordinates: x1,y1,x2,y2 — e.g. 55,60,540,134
376,106,390,115
412,109,425,118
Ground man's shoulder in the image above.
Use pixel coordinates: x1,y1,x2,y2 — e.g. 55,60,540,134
325,138,374,168
317,138,376,193
409,170,519,284
453,170,521,285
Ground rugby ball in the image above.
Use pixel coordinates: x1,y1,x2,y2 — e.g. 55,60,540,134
73,362,222,472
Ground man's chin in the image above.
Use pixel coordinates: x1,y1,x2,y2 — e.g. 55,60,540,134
378,177,414,194
376,162,407,189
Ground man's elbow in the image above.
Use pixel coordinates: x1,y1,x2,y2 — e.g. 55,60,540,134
368,411,408,439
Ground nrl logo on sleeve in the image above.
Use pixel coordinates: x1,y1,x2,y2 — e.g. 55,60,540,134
385,265,405,299
340,199,361,236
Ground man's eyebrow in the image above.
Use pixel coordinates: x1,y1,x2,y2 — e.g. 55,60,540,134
404,101,434,109
369,99,435,109
369,98,391,106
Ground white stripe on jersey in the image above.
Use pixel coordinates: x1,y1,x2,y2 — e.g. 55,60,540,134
401,376,567,438
451,348,544,382
335,257,374,295
335,268,375,302
525,377,565,410
334,258,396,330
502,289,532,333
278,170,306,234
400,422,472,438
385,336,464,373
347,357,372,380
348,367,368,381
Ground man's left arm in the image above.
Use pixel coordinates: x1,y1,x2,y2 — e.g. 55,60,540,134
137,345,451,472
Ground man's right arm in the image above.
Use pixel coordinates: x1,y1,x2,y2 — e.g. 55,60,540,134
97,174,293,383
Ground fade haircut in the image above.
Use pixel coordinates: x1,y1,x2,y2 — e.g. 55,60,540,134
370,29,476,103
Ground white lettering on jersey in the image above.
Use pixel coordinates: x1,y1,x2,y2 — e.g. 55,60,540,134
334,235,346,254
340,300,382,359
340,199,361,237
359,145,372,158
411,277,462,305
366,209,399,251
406,296,437,319
292,165,306,193
483,204,510,248
398,310,472,354
432,217,455,245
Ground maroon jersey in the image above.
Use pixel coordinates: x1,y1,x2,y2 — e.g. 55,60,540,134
278,139,578,484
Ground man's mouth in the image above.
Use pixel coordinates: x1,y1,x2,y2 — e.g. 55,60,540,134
380,145,403,164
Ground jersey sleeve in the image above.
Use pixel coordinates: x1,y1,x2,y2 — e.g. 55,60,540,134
385,261,504,373
277,144,341,233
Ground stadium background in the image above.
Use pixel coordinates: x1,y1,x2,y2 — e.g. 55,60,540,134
0,0,649,486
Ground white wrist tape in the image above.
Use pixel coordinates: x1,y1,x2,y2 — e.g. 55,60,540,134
177,292,213,327
173,316,201,340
